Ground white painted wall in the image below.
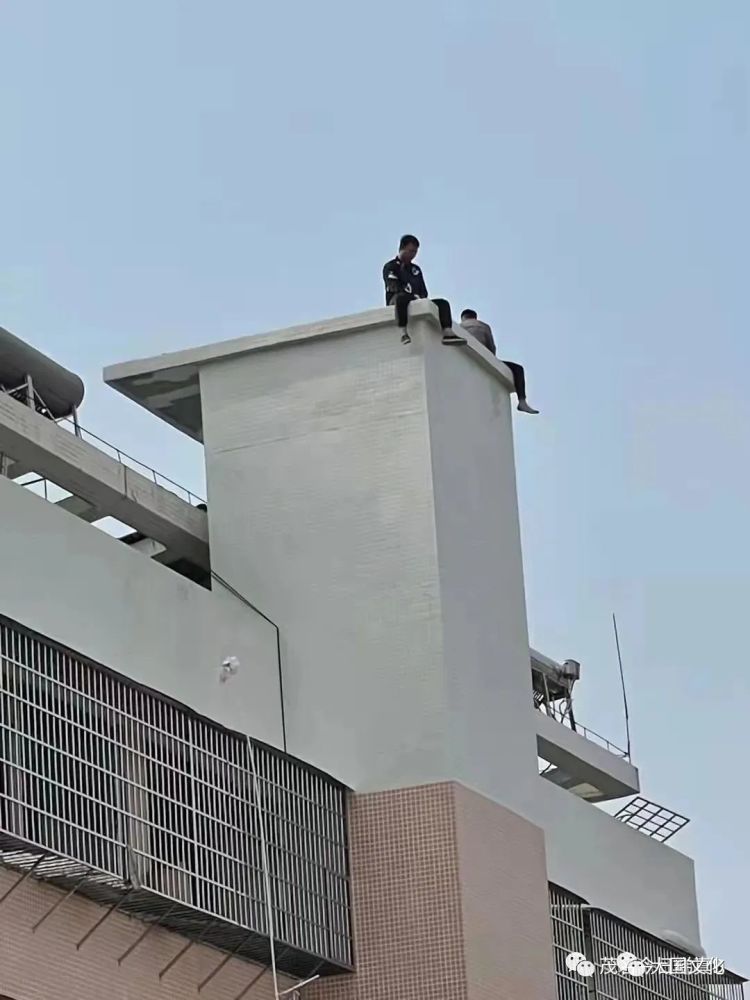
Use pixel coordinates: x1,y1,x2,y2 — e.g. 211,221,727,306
200,317,450,791
1,304,704,952
199,309,538,814
0,474,283,747
422,328,540,811
197,306,701,950
534,779,702,950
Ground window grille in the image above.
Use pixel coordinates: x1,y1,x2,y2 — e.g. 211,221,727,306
0,616,352,977
549,885,744,1000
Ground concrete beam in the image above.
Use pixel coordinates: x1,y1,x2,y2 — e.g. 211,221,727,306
126,536,170,562
55,494,103,523
0,457,32,479
536,710,639,802
0,392,209,569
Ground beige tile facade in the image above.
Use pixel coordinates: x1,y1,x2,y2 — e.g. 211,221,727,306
307,782,557,1000
0,782,556,1000
0,867,293,1000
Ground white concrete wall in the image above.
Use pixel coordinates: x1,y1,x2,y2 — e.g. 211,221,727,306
199,308,539,816
534,779,702,950
112,302,700,953
422,329,540,812
0,474,283,747
199,317,450,791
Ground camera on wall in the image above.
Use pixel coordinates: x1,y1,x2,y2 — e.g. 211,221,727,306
220,655,240,683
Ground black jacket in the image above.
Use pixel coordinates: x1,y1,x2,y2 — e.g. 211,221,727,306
382,256,428,304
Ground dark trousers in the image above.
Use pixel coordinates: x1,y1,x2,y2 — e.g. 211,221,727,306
391,292,453,330
503,360,527,399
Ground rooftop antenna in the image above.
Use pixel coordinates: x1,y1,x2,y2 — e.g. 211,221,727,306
612,613,632,760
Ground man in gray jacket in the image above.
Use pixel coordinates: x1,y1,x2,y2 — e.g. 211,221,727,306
459,309,539,414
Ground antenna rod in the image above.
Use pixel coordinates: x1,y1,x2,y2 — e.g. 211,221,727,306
612,613,632,759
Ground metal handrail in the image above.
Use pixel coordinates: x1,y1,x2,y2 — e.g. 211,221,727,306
534,701,630,760
575,722,629,760
56,415,206,507
2,379,205,507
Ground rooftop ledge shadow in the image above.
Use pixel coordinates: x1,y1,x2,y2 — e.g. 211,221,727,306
103,304,515,442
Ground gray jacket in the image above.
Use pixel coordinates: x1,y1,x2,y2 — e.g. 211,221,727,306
460,318,496,355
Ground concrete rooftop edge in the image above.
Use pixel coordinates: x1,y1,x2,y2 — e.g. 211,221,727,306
103,303,515,390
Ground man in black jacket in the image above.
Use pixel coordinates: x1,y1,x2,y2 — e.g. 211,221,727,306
382,235,464,345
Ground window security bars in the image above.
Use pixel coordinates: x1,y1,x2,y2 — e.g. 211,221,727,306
549,885,744,1000
0,617,352,978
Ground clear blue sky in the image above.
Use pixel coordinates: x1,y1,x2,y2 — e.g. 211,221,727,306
2,0,748,971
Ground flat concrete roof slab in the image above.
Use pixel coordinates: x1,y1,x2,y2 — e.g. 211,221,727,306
103,309,393,442
104,305,514,441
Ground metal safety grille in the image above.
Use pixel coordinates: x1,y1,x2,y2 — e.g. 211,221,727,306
549,886,744,1000
613,797,689,843
0,616,352,977
549,884,590,1000
589,910,744,1000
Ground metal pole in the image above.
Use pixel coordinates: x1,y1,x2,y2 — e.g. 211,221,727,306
158,921,216,980
72,407,82,439
25,374,34,410
197,930,257,993
75,889,133,950
158,939,195,980
232,949,289,1000
117,904,177,965
279,974,320,997
0,855,47,906
32,869,91,932
612,613,632,759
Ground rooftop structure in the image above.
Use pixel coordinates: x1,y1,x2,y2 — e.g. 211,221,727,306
0,310,744,1000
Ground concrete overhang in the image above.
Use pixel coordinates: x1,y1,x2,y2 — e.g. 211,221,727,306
103,305,515,442
536,710,640,802
0,392,209,568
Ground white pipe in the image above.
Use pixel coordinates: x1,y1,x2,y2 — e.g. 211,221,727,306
246,736,280,1000
279,974,320,997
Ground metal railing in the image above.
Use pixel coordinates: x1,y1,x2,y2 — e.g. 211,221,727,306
0,615,352,977
549,884,590,1000
1,379,205,507
57,414,206,506
536,700,630,760
549,885,745,1000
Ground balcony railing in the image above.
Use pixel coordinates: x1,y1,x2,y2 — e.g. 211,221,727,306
57,414,206,507
0,614,352,979
1,380,205,507
536,701,630,760
531,656,630,761
549,884,745,1000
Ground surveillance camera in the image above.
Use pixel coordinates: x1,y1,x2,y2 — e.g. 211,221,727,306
219,655,240,683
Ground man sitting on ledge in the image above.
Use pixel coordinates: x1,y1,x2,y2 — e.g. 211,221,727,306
460,309,539,415
383,234,465,346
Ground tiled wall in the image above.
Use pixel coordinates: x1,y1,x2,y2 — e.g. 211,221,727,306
307,782,557,1000
0,781,557,1000
453,783,557,1000
0,867,293,1000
